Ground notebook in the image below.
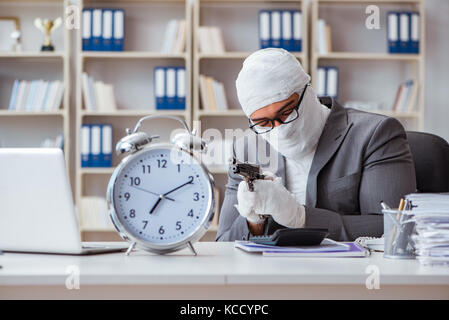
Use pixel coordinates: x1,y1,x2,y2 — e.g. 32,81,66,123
235,238,370,257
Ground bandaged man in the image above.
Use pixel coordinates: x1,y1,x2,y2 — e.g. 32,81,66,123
216,48,416,241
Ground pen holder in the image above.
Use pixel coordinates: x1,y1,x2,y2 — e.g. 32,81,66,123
382,209,416,259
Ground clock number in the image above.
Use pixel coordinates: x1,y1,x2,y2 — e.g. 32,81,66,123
130,177,141,186
177,164,181,172
129,209,136,218
124,192,130,201
188,175,194,183
142,220,148,229
142,165,151,174
159,226,165,235
176,221,182,230
157,159,167,168
193,192,200,201
187,209,194,218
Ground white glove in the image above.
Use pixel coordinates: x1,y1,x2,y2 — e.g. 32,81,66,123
234,181,265,224
235,172,306,228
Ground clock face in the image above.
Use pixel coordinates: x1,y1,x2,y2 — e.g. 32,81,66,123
112,146,213,246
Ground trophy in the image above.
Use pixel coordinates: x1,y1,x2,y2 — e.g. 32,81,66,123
34,17,62,51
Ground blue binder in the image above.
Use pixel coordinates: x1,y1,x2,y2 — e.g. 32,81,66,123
91,8,102,51
100,124,113,167
281,10,293,51
270,10,282,48
387,11,399,54
292,10,302,52
90,124,102,167
102,9,113,51
82,8,92,51
259,10,271,49
165,67,176,109
154,67,166,110
81,124,91,167
410,12,419,54
112,9,125,51
176,67,186,110
398,12,410,53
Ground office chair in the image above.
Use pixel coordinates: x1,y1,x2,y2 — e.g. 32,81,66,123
406,131,449,192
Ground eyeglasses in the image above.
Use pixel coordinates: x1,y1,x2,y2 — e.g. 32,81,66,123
248,83,310,134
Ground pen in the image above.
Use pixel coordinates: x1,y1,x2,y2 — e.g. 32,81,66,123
380,201,391,210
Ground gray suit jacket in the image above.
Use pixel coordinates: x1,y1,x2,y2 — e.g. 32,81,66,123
216,98,417,241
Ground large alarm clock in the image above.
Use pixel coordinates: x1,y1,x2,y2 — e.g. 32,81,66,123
106,115,215,255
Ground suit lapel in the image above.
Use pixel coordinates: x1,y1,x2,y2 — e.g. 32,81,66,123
306,100,353,207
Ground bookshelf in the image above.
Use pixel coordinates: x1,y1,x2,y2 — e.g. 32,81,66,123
192,0,308,239
310,0,425,129
75,0,192,239
0,0,70,168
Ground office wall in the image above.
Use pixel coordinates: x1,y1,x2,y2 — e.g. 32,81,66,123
423,0,449,142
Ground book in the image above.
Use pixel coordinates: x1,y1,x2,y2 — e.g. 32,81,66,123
198,26,225,54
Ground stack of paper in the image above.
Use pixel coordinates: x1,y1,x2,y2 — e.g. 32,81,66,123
199,75,228,111
198,26,225,54
316,19,332,54
8,79,64,111
407,193,449,266
82,72,117,112
235,239,369,257
161,19,186,54
391,79,418,112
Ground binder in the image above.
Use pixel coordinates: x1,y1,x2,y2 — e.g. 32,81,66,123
113,9,124,51
102,9,113,51
270,10,281,48
410,12,419,54
154,67,166,110
399,12,409,53
259,10,270,49
90,124,101,167
82,9,92,51
281,11,293,51
387,12,399,53
176,67,186,110
326,67,338,99
81,124,91,167
292,10,302,52
91,8,102,51
100,124,113,167
25,80,38,111
165,67,176,109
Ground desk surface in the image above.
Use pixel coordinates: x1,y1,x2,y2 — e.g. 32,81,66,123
1,241,449,287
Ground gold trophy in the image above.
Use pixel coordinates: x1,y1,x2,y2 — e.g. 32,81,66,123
34,17,62,51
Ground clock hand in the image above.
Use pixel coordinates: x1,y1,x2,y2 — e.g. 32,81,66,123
130,185,175,201
163,177,194,197
149,197,163,214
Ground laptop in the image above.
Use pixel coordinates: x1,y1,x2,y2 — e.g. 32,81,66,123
0,148,128,255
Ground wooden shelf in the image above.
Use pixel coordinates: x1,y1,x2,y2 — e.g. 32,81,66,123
198,52,304,60
316,52,421,61
0,110,65,116
0,52,66,59
80,167,115,175
82,51,187,60
197,109,245,117
81,109,187,117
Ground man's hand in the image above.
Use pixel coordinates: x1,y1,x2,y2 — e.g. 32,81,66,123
235,172,306,229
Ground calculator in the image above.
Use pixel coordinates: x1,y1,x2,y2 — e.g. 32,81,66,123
249,228,329,246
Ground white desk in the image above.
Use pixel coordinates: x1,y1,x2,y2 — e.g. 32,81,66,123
1,242,448,299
